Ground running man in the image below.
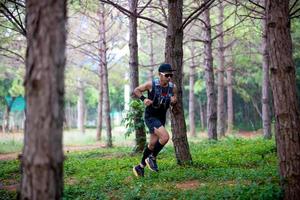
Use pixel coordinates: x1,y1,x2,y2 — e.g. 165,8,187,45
133,63,177,177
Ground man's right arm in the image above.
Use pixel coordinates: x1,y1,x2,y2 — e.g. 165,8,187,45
133,81,152,98
133,81,153,106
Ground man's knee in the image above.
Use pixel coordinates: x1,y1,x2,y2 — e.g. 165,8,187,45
148,143,155,150
160,133,169,144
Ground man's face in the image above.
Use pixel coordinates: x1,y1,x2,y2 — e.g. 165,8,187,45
159,72,173,83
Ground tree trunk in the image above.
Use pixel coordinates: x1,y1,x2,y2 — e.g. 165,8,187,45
199,100,205,129
3,97,15,133
128,0,146,153
227,66,233,133
202,3,217,140
188,45,196,137
166,0,192,165
99,3,112,147
96,3,104,141
20,1,66,199
65,102,71,129
266,1,300,199
262,0,272,139
216,0,226,137
96,86,103,140
77,79,85,134
148,11,155,82
3,106,10,133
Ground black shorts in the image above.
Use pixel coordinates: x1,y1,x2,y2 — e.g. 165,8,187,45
144,116,166,134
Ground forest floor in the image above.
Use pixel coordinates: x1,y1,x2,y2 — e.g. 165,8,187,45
0,134,280,199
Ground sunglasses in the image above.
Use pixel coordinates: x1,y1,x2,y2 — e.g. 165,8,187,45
160,72,173,78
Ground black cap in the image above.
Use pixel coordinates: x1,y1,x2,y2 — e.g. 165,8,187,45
158,63,175,72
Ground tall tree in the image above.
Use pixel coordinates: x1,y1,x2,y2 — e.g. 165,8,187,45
96,3,104,141
188,44,196,137
216,0,226,137
99,2,112,147
202,1,217,140
165,0,192,164
261,0,272,139
266,0,300,199
20,0,66,199
128,0,146,152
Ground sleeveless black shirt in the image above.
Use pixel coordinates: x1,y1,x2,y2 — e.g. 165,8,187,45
145,79,174,118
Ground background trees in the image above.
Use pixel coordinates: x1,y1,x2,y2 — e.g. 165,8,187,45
0,0,300,198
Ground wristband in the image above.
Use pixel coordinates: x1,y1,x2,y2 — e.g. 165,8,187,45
139,95,146,101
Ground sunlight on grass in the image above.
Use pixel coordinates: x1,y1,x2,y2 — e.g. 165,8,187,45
0,127,136,154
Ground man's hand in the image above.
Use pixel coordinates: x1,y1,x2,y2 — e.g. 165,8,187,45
143,99,153,106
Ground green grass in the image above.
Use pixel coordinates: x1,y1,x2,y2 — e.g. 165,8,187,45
0,136,282,200
0,139,23,154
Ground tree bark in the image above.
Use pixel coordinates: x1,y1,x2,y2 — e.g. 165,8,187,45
202,2,217,140
96,84,103,140
20,0,66,199
166,0,192,165
188,45,196,137
216,0,226,137
266,1,300,199
148,11,155,82
128,0,146,153
262,0,272,139
227,66,233,133
77,78,85,134
199,100,205,129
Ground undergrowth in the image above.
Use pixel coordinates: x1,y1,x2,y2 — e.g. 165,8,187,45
0,136,282,200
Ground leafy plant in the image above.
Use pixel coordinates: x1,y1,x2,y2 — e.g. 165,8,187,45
122,99,146,137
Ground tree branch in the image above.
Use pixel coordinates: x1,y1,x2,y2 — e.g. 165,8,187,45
0,2,26,36
99,0,167,28
289,0,299,13
248,0,264,10
290,7,300,18
137,0,152,15
0,46,25,63
181,0,215,30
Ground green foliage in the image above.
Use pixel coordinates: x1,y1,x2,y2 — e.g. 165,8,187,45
122,99,146,137
9,78,24,97
0,79,12,107
84,86,98,108
0,137,282,200
109,84,125,113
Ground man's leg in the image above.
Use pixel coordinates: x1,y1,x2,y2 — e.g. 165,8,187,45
133,134,158,177
141,134,158,166
146,126,169,171
152,126,169,157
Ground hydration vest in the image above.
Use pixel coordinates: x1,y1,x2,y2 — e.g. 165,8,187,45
149,79,174,110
